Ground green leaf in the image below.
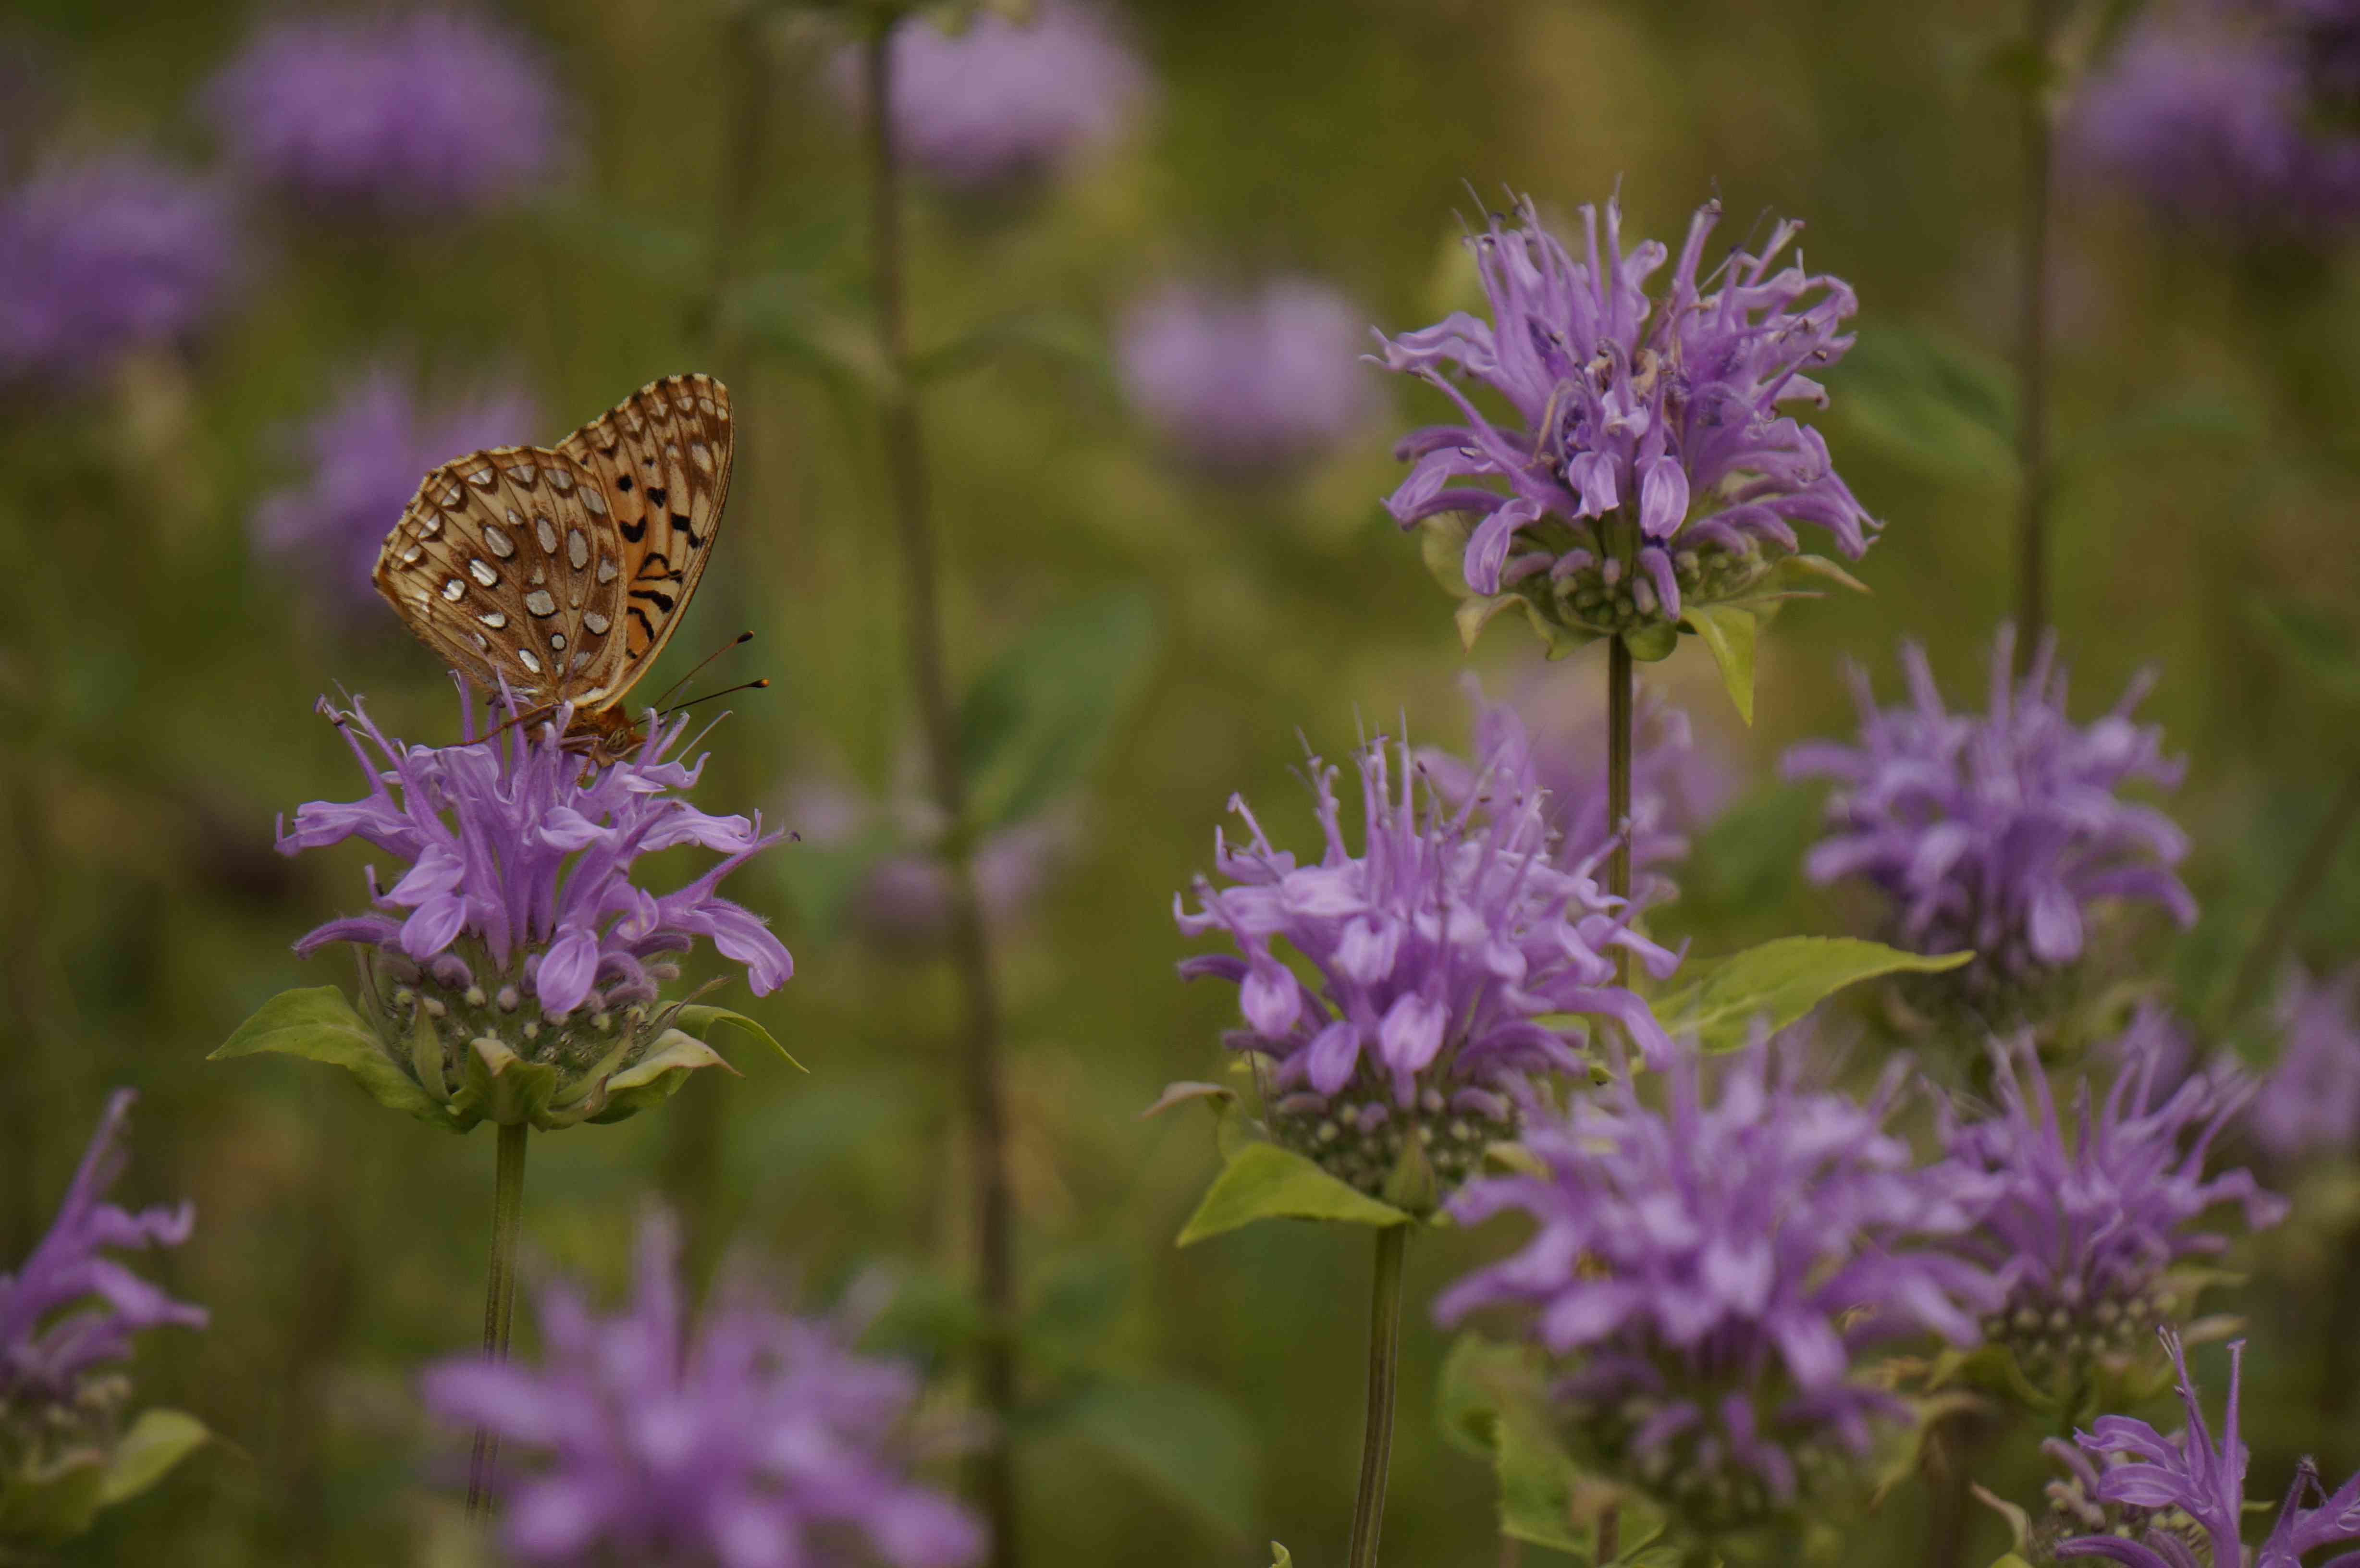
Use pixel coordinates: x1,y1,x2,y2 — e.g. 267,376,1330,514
1064,1378,1260,1538
1656,938,1974,1051
910,308,1107,385
97,1409,208,1508
0,1457,104,1545
1025,1249,1131,1364
1682,605,1757,725
957,588,1160,833
1827,325,2015,484
2248,594,2360,705
1622,619,1679,662
1269,1546,1293,1568
586,1029,733,1126
1176,1143,1409,1247
723,274,895,394
675,1004,804,1071
211,987,463,1131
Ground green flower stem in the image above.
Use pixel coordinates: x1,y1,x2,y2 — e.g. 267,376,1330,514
2226,755,2360,1020
1346,1225,1410,1568
2014,0,2062,671
1590,632,1638,1562
465,1121,529,1517
861,25,1020,1568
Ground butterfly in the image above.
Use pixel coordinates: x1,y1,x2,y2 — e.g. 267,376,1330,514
373,372,735,759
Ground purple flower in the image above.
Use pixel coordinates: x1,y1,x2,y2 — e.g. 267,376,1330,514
1420,673,1733,910
2053,1330,2360,1568
1118,277,1376,475
203,11,567,219
1,1091,205,1482
0,153,238,385
420,1209,984,1568
1372,192,1876,649
276,690,792,1129
2068,8,2360,235
1436,1038,1999,1534
1783,627,2195,1019
1941,1022,2286,1390
838,2,1150,191
2248,964,2360,1165
253,363,539,611
1177,730,1680,1202
785,771,1071,956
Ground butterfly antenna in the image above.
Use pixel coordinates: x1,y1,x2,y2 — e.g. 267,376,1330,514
666,677,770,716
653,630,755,712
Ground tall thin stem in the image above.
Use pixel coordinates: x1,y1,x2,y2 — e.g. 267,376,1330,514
2014,0,2062,672
2227,756,2360,1018
1607,636,1635,977
1346,1225,1410,1568
661,0,775,1294
465,1122,528,1516
861,26,1020,1568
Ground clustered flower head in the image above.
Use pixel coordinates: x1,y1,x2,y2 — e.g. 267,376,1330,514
0,1092,205,1499
844,1,1150,191
1174,731,1679,1204
1420,673,1731,910
252,363,539,610
202,10,567,219
1940,1020,2286,1394
2069,0,2360,237
0,152,239,386
277,690,793,1130
2248,964,2360,1166
420,1209,984,1568
1373,192,1876,655
1117,277,1376,476
1783,627,2195,1024
1436,1037,1999,1539
2034,1331,2360,1568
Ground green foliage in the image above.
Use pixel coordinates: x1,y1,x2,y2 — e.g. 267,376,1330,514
2249,593,2360,705
673,1004,805,1071
1061,1378,1262,1538
0,1409,208,1546
1682,604,1757,724
956,587,1161,834
1826,325,2014,484
1175,1141,1411,1246
1654,938,1973,1051
209,986,465,1130
1435,1334,1670,1564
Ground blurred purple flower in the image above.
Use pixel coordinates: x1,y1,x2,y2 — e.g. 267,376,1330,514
420,1209,983,1568
785,772,1071,955
1782,627,2194,1015
1437,1037,1999,1533
282,690,791,1020
2248,964,2360,1165
252,364,538,610
2069,7,2360,234
1175,731,1679,1201
1421,673,1733,909
0,153,238,384
2054,1331,2360,1568
203,11,566,219
1118,278,1376,475
1373,192,1875,646
839,2,1150,190
0,1091,205,1475
1941,1022,2284,1386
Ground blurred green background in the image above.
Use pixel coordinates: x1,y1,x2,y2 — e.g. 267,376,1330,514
7,0,2360,1564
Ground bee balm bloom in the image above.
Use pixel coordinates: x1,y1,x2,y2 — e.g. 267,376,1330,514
1375,192,1876,655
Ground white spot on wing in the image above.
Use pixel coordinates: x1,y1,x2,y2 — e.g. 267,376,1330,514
483,523,516,559
583,611,611,635
517,648,542,674
567,529,589,569
535,515,558,553
468,559,498,587
526,589,557,617
479,610,507,629
442,578,465,601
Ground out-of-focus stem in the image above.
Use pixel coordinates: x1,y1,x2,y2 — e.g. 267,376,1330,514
1608,635,1634,983
465,1123,528,1516
2227,757,2360,1019
661,0,775,1295
861,25,1020,1568
1345,1225,1409,1568
2014,0,2061,673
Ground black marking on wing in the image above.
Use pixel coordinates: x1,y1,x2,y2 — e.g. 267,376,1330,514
629,588,677,613
616,474,634,493
673,513,700,546
618,514,649,544
628,606,656,638
645,487,667,508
